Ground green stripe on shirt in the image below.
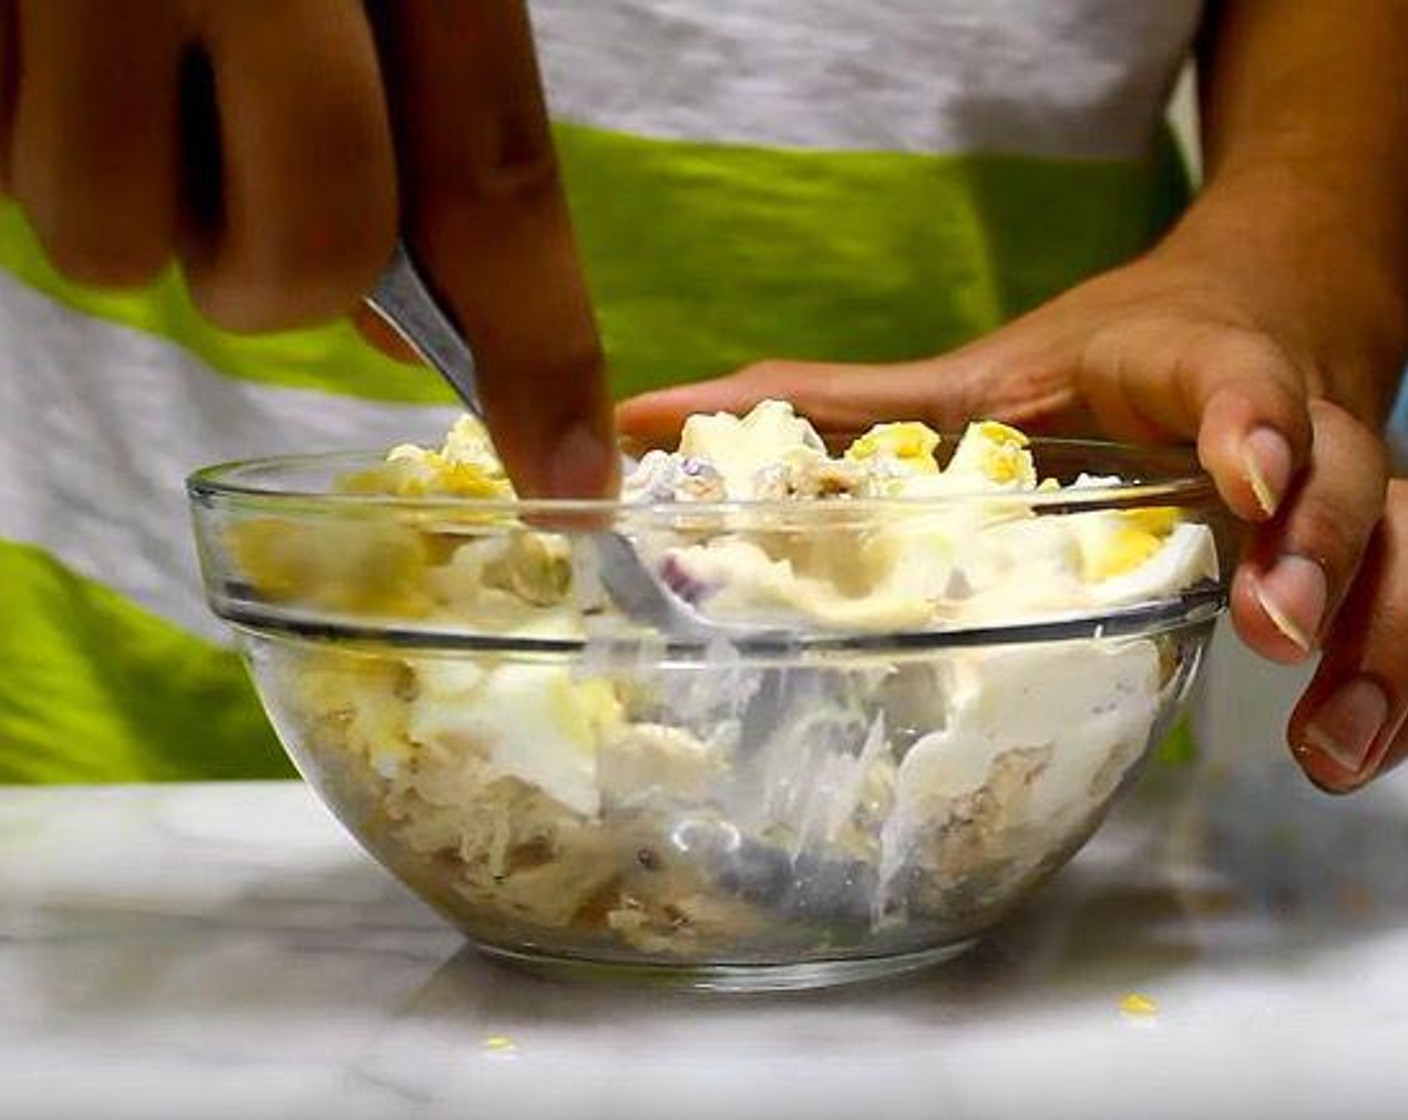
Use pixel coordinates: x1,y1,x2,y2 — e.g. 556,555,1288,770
559,124,1189,398
0,538,289,784
0,125,1187,404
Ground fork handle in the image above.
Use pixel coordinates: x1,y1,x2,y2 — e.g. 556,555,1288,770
365,242,483,416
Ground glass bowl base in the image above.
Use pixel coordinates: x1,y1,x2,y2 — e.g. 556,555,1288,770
474,940,979,993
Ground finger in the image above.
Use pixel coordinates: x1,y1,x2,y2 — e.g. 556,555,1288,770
616,366,775,442
1229,400,1387,664
8,0,181,286
618,347,1086,442
1080,323,1313,523
379,0,612,499
181,0,396,331
1287,479,1408,793
619,360,931,441
0,0,15,191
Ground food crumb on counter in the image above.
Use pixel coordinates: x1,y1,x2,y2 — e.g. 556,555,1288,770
1119,992,1159,1018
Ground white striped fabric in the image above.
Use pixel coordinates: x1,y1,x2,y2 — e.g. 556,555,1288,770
531,0,1204,158
0,272,459,640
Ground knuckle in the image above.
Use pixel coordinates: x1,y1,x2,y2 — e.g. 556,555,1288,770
432,126,563,208
1295,500,1373,577
477,145,562,204
1190,328,1307,419
1193,325,1293,378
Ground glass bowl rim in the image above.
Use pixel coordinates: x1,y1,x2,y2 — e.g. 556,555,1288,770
217,589,1228,658
187,438,1218,517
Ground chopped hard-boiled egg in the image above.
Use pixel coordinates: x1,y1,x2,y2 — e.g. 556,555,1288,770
1074,508,1180,582
845,422,941,475
345,416,514,498
407,657,621,817
944,420,1037,488
678,399,828,499
619,402,1216,627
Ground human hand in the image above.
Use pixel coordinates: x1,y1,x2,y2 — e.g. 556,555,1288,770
620,219,1408,793
0,0,613,498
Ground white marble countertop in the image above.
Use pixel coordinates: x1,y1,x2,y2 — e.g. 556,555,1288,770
5,632,1408,1120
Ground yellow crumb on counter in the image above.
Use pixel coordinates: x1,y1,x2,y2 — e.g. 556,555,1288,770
1119,992,1159,1017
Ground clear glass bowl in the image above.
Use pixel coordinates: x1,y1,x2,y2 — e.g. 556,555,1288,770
189,439,1232,990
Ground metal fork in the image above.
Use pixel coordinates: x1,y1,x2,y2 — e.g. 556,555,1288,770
365,242,756,645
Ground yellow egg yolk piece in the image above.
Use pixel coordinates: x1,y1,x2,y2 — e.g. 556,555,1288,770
1079,507,1183,581
846,422,942,474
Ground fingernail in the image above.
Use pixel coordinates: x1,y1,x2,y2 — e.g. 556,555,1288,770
1253,554,1327,653
1243,427,1294,518
1302,677,1390,779
547,423,616,499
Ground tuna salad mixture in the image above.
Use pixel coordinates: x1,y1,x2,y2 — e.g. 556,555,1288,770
242,402,1217,960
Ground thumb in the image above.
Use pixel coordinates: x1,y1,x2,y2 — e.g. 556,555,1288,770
1081,329,1313,523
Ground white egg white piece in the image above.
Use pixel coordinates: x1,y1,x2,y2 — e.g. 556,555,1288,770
676,399,828,499
883,639,1161,854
